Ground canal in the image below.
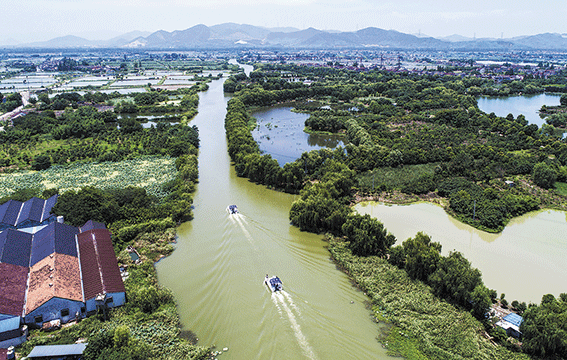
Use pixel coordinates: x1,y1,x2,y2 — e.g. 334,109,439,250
156,71,389,359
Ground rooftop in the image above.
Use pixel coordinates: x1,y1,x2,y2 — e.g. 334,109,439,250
26,253,83,313
78,229,125,300
0,262,28,317
27,343,87,358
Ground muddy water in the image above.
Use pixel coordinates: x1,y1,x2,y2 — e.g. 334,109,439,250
156,75,390,359
356,201,567,304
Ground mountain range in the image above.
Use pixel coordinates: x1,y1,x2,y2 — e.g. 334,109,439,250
5,23,567,51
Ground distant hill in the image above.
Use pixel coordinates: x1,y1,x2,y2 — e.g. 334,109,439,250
10,23,567,51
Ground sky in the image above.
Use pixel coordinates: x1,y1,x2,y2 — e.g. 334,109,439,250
2,0,567,44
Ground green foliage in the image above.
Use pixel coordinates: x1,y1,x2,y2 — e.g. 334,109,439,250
31,154,52,171
395,232,442,282
532,162,557,189
328,239,528,360
0,157,177,200
428,251,483,308
342,214,396,257
521,294,567,357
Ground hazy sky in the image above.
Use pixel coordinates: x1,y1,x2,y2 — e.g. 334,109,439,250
3,0,567,43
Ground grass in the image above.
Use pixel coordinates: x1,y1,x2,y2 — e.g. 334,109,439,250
358,163,438,193
0,156,176,200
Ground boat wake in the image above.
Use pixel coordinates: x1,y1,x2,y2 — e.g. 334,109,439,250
271,291,317,360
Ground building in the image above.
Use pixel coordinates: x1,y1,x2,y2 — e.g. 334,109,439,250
496,313,524,338
0,195,58,232
0,197,125,349
78,228,126,314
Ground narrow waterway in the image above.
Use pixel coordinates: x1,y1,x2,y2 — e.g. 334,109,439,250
156,75,389,359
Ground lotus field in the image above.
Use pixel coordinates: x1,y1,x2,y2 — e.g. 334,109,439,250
0,156,176,199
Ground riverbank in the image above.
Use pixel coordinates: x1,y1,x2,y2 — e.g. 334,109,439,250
327,236,529,360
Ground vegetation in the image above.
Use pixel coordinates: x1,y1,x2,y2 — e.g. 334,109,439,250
0,156,176,199
329,237,529,360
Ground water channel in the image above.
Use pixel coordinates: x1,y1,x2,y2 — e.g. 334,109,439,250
156,70,389,359
356,202,567,304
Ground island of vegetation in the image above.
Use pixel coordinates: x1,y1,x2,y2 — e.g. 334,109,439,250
223,61,567,359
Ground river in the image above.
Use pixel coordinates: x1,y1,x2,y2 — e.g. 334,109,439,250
156,69,389,359
355,202,567,304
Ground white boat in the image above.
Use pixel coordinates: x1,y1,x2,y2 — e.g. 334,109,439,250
264,275,282,292
227,204,238,214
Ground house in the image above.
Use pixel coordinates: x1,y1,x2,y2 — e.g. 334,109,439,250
0,263,28,348
0,196,126,348
24,253,84,328
496,313,524,338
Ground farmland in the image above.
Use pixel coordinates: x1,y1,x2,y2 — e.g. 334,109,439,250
0,156,176,199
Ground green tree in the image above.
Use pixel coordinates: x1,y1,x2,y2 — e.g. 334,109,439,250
521,294,567,357
401,232,441,282
31,154,51,171
532,162,557,189
428,251,483,307
342,213,396,257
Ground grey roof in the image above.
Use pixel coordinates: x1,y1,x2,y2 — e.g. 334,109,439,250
0,195,58,228
27,343,87,357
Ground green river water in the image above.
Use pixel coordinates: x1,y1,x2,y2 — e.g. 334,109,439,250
156,74,390,359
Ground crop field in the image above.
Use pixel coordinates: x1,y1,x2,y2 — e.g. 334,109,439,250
0,156,176,199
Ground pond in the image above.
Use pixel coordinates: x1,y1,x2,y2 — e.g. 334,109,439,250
477,93,560,127
251,106,345,165
355,201,567,304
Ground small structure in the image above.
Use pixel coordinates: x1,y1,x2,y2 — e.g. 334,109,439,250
496,313,524,338
26,343,87,359
504,180,515,188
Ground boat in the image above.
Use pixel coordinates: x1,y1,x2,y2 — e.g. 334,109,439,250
227,205,238,214
264,275,282,292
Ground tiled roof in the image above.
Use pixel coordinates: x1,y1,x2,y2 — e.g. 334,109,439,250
79,220,106,233
0,229,32,267
0,195,58,228
26,253,83,313
30,222,78,267
0,200,22,227
0,348,7,360
41,195,58,222
0,262,28,317
78,229,125,300
17,197,44,225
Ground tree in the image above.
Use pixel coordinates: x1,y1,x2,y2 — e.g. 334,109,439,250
401,232,442,281
521,294,567,357
532,162,557,189
428,251,483,307
470,285,492,319
342,213,396,257
560,94,567,106
31,154,52,170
